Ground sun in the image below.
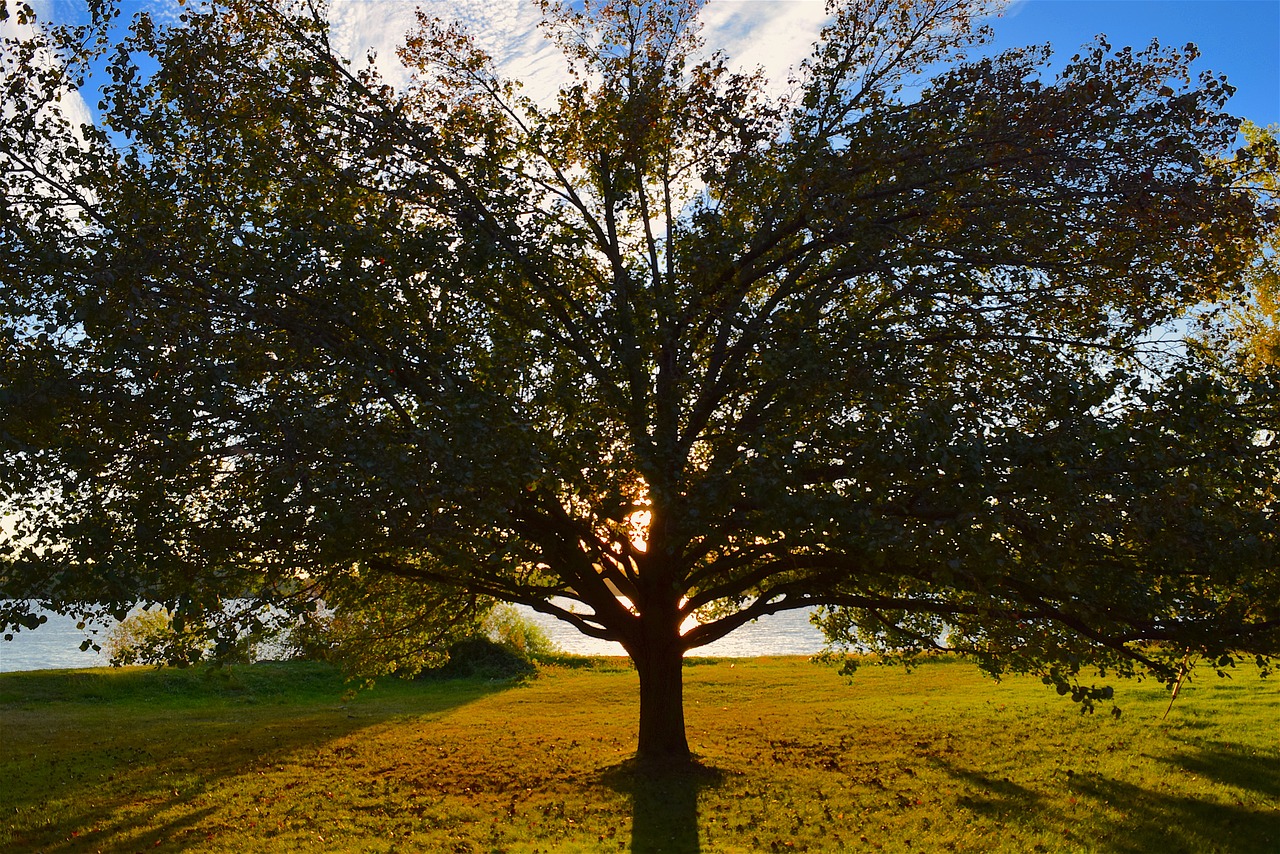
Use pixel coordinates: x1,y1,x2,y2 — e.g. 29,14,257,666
627,508,651,553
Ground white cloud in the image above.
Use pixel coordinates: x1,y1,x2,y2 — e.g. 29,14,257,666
3,0,96,133
998,0,1030,21
24,0,831,113
329,0,829,102
699,0,828,87
12,0,832,152
329,0,563,98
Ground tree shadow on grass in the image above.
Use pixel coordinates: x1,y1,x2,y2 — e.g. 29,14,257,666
1160,739,1280,798
0,663,515,852
598,758,724,854
935,740,1280,854
940,763,1046,818
1068,770,1280,853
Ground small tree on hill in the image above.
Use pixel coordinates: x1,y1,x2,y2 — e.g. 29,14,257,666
2,0,1276,762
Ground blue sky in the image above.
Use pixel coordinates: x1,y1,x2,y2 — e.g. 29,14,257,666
23,0,1280,129
989,0,1279,126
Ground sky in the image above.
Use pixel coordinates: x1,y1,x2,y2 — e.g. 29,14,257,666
990,0,1279,126
18,0,1279,129
326,0,1280,126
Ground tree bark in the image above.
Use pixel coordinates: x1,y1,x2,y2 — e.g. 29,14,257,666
626,513,693,763
632,628,691,762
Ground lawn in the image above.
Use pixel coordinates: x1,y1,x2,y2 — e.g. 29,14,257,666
0,655,1276,853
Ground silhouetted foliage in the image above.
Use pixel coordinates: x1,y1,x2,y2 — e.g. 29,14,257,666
2,0,1276,760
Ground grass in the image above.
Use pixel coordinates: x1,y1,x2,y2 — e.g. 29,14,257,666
0,655,1276,853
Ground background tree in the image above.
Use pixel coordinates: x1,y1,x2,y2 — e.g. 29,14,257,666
1223,122,1279,372
2,0,1276,762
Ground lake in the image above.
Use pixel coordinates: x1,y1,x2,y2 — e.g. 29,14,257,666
0,603,828,672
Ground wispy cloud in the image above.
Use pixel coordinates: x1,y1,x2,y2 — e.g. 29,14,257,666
699,0,828,88
329,0,831,100
3,1,95,133
17,0,834,133
329,0,561,96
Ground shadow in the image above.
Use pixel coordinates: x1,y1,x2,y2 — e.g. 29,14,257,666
0,662,515,852
599,758,723,854
933,740,1280,854
1069,772,1280,854
1161,740,1280,798
939,762,1046,818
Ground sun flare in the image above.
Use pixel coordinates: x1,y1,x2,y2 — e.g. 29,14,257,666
627,509,651,553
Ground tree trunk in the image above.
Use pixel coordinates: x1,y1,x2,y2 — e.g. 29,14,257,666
633,632,691,763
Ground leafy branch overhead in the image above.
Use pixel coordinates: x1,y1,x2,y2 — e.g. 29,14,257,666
2,0,1276,760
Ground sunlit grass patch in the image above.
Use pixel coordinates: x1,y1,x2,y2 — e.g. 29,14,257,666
1,657,1275,852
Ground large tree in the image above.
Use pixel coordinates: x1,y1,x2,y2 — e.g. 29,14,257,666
2,0,1276,761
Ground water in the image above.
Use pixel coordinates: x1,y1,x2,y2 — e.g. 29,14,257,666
0,611,113,673
0,603,828,673
513,604,827,658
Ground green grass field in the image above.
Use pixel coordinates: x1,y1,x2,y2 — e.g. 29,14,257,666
1,656,1276,853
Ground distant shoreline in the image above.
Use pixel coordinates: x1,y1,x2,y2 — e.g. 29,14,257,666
0,602,827,672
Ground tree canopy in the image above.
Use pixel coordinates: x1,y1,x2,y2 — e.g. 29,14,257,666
2,0,1277,761
1225,122,1280,372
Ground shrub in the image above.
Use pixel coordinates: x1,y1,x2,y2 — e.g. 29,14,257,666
427,637,539,681
484,605,559,660
105,608,207,666
279,601,559,682
278,611,337,663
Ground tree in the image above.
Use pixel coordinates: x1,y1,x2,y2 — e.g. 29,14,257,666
2,0,1276,762
1224,122,1280,372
